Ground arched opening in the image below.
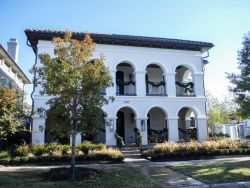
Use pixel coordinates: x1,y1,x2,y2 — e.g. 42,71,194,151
45,104,70,144
116,62,136,96
178,107,197,141
116,107,136,144
45,106,106,144
147,107,167,143
145,64,166,96
175,65,195,96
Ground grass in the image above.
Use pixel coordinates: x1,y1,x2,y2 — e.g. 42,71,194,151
167,159,250,184
0,167,159,188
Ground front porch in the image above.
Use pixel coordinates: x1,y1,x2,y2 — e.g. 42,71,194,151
105,106,201,146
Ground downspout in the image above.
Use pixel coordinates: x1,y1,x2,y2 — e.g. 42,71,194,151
26,39,38,143
201,50,210,137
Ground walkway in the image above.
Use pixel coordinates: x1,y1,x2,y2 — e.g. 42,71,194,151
124,153,250,188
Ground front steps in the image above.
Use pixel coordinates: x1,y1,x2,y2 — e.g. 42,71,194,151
121,145,141,159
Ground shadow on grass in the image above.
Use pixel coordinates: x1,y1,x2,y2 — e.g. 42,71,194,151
167,159,250,184
0,167,159,188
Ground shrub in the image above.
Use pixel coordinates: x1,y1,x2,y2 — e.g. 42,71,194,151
60,145,71,155
76,141,106,154
153,142,180,153
45,143,57,155
13,145,29,157
32,144,45,156
134,128,142,148
0,151,9,159
89,148,123,160
115,132,125,149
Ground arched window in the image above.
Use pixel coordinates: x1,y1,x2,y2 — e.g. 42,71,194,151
175,66,195,96
116,62,136,96
145,64,166,96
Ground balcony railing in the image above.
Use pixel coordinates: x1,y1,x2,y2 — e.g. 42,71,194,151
116,81,136,96
146,81,166,96
176,81,195,96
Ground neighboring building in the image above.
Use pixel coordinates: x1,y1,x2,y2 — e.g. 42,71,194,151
25,29,214,146
0,39,30,90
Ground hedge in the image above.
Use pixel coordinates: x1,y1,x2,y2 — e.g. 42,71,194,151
2,142,123,165
9,142,106,157
0,153,124,166
145,148,250,160
142,139,250,160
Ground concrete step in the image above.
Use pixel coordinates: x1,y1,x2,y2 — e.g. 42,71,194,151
122,150,141,154
121,146,142,159
123,153,142,158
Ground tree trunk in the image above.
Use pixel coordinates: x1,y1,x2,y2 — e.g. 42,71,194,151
71,132,76,180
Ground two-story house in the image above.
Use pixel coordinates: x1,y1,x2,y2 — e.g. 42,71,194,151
25,29,213,146
0,39,30,90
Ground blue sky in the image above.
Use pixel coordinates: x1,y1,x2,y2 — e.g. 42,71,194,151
1,0,250,104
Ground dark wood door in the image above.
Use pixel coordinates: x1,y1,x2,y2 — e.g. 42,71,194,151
147,113,151,130
145,74,149,94
117,111,125,140
116,71,124,95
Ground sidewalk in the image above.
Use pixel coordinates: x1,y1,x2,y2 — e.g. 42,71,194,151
125,156,250,188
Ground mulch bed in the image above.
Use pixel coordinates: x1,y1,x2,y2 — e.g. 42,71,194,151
42,167,103,181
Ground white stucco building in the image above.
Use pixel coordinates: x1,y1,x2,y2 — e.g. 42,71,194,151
26,29,214,146
0,39,30,90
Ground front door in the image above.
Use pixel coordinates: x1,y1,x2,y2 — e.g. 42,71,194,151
116,71,124,95
117,111,125,141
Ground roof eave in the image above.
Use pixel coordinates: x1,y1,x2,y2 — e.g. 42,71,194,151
25,29,214,54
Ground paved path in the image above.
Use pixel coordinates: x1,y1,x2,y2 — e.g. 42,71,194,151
124,156,250,188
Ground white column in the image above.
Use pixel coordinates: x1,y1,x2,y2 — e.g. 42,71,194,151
106,70,116,96
197,117,208,142
164,72,176,97
70,133,82,145
135,117,148,145
135,71,146,96
32,116,45,145
105,117,117,146
168,117,179,142
193,73,205,97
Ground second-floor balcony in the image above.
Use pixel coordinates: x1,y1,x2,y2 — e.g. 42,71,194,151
116,81,136,96
176,81,195,96
175,65,195,97
146,81,166,96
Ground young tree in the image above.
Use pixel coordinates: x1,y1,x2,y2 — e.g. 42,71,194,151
228,32,250,118
206,92,222,135
36,32,113,179
206,92,239,136
0,82,27,140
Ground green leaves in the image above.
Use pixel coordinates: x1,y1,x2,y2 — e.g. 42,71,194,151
227,32,250,118
37,31,113,139
0,85,27,139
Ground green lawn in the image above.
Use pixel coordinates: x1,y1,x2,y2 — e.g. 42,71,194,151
167,159,250,184
0,167,159,188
